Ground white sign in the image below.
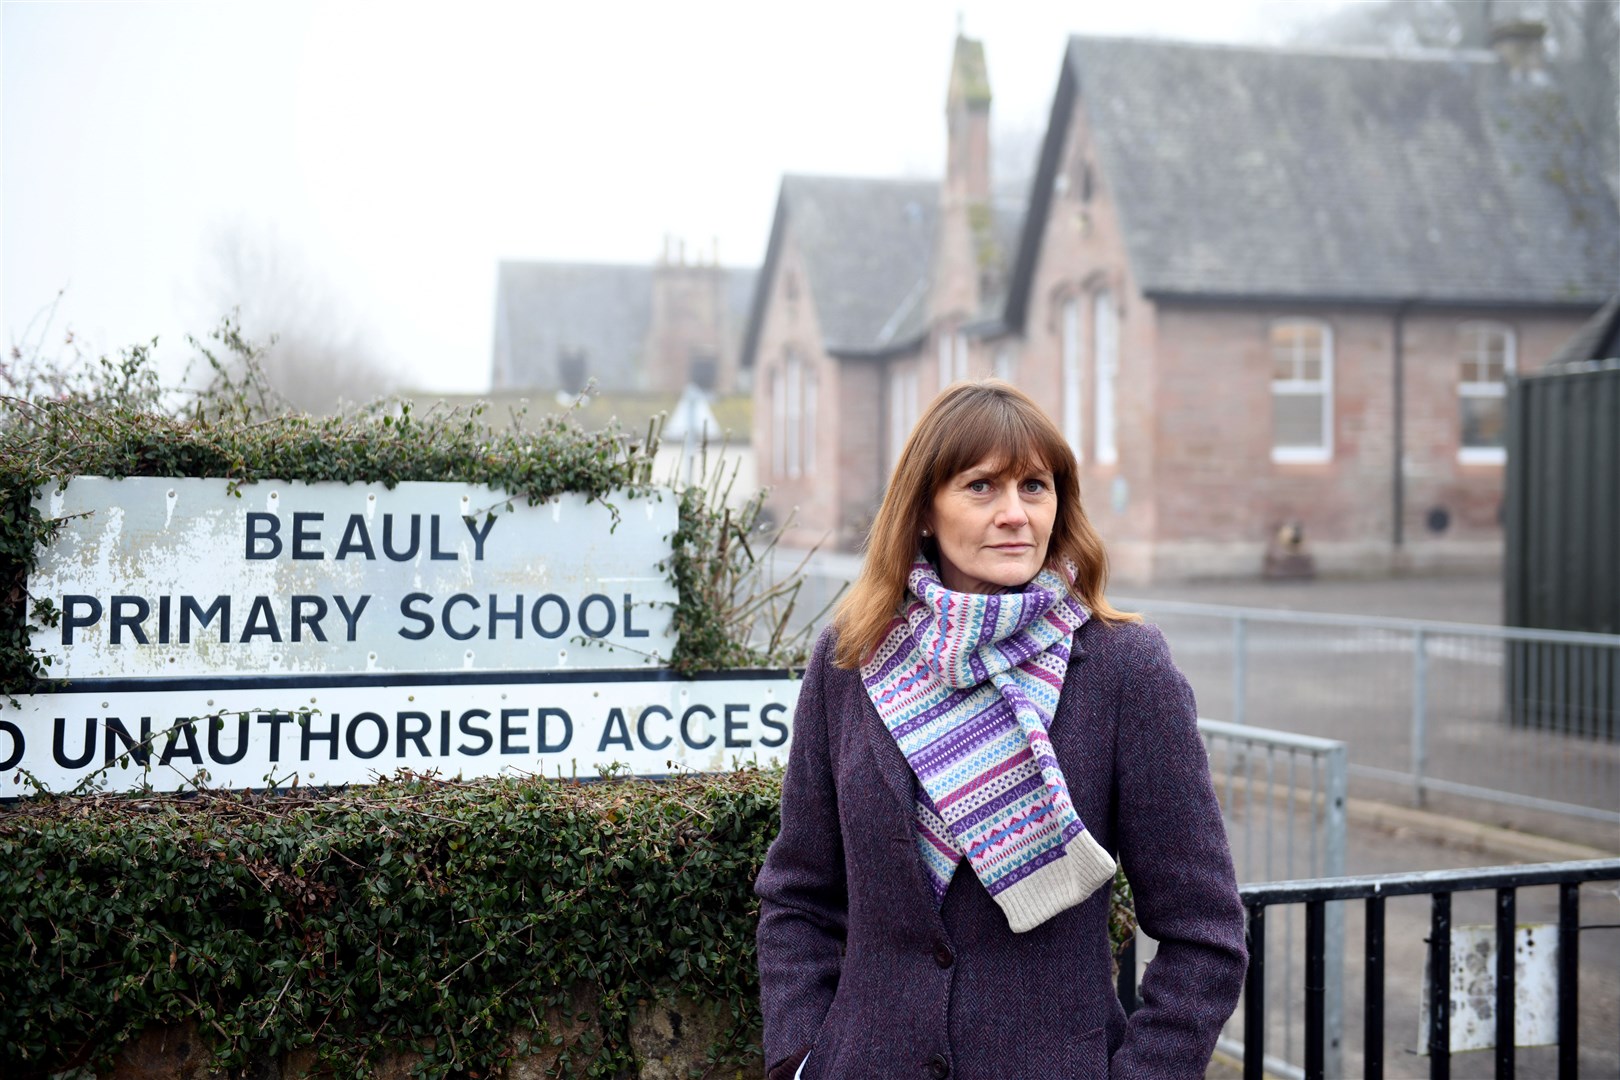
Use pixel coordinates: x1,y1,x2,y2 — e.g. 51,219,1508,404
0,671,800,796
30,477,679,678
1418,924,1559,1053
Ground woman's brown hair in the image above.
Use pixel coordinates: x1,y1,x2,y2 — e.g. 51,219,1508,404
831,378,1138,668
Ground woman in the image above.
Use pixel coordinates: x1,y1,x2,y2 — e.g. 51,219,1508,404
755,380,1246,1079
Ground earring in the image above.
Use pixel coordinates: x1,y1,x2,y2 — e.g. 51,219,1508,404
920,528,931,538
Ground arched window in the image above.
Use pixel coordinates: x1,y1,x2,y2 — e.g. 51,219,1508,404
1270,319,1333,463
1093,291,1119,465
785,352,803,479
888,365,919,473
770,368,785,479
1458,321,1515,464
804,365,818,477
1062,298,1084,461
993,344,1016,382
936,328,969,389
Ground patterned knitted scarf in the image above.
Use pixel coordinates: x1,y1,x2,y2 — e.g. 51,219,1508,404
860,559,1117,932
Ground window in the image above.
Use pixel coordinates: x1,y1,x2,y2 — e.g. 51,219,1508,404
1270,320,1333,463
889,366,919,472
804,366,818,476
558,348,587,394
771,352,816,478
689,347,717,391
938,329,968,388
1062,298,1083,460
785,353,802,478
770,368,785,478
1093,291,1119,465
993,344,1016,382
1458,322,1515,464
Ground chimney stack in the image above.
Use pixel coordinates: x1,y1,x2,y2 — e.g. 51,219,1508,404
929,32,994,343
946,34,992,203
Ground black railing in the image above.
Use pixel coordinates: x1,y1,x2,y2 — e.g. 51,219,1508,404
1115,858,1620,1080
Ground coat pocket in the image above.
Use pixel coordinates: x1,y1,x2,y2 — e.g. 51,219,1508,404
800,988,852,1080
1068,1024,1108,1079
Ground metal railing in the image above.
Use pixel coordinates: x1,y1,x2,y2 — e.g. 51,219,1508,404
1116,599,1620,830
1119,719,1348,1078
1236,858,1620,1080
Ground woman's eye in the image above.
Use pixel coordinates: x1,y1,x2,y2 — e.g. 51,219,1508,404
967,480,990,494
1023,479,1048,494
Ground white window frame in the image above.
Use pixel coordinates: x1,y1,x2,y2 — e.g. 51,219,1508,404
804,365,818,476
993,344,1016,382
1062,298,1084,461
938,333,952,392
1457,321,1515,465
1270,319,1334,465
785,352,802,479
1093,290,1119,465
770,368,785,479
889,366,919,473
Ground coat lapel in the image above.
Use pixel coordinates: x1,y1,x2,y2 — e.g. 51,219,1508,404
855,691,951,912
862,694,917,815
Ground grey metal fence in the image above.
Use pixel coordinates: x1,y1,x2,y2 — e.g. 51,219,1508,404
1125,719,1349,1079
1118,599,1620,834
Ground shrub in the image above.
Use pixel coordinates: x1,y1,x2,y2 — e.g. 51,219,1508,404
0,771,780,1077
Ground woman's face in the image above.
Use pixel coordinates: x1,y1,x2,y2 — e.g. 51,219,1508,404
926,454,1057,594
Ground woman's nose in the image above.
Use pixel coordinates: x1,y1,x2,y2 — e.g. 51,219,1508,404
993,487,1028,527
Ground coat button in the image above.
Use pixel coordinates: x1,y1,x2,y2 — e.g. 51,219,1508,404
933,941,954,968
927,1054,950,1079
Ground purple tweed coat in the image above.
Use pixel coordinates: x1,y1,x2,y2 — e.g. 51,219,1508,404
755,619,1247,1079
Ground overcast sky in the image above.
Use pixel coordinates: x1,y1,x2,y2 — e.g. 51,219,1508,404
2,0,1342,393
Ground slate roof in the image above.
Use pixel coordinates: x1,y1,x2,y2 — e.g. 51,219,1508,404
493,261,756,391
1011,36,1619,319
743,175,940,364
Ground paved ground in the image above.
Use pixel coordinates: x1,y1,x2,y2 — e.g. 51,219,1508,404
1114,573,1506,626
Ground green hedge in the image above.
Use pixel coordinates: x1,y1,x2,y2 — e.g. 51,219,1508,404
0,772,780,1077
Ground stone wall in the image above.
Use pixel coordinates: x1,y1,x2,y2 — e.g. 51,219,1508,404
96,993,758,1079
